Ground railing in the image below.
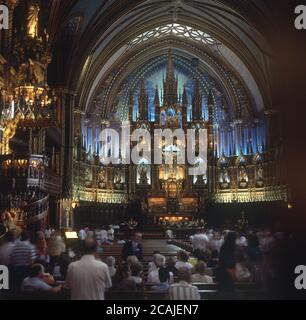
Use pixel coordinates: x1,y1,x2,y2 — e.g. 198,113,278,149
0,154,60,194
214,185,288,203
0,154,53,225
18,194,49,225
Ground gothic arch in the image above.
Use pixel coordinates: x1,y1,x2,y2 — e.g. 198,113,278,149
48,1,275,115
89,39,257,123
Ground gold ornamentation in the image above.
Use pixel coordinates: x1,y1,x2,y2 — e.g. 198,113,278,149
27,2,40,38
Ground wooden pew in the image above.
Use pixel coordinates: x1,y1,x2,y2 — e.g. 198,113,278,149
105,290,145,300
105,290,168,301
194,282,263,300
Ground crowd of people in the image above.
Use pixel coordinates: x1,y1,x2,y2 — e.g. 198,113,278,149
78,226,116,247
0,221,288,300
188,228,284,288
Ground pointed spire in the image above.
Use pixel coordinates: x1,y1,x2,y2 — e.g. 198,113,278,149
154,85,160,124
182,85,189,123
164,48,178,105
154,85,160,106
182,85,188,106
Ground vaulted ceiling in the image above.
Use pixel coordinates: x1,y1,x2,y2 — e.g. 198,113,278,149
47,0,279,117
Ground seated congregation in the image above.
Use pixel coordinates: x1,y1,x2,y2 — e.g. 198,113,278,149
0,224,283,300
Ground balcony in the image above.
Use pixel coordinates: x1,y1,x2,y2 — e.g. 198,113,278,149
0,154,61,195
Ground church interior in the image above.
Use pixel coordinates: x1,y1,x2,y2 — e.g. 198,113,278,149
0,0,306,301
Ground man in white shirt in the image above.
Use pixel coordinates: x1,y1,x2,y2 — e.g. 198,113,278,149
65,239,112,300
78,228,86,241
192,230,209,252
210,232,224,253
101,228,108,243
107,226,115,242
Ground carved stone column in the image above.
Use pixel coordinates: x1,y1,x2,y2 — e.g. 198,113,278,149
54,88,76,198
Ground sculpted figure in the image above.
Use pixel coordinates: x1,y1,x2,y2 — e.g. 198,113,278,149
27,2,40,38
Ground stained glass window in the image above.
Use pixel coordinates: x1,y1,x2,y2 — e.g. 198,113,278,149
128,23,217,48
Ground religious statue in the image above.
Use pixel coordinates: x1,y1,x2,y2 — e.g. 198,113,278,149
256,165,264,187
220,167,230,188
114,170,123,189
257,166,263,181
97,168,106,188
85,166,92,187
223,170,230,183
239,167,248,182
114,172,122,184
27,2,40,38
98,168,106,183
138,164,148,185
238,166,248,188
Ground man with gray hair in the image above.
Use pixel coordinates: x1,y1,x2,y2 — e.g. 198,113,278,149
105,256,116,278
147,254,174,284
